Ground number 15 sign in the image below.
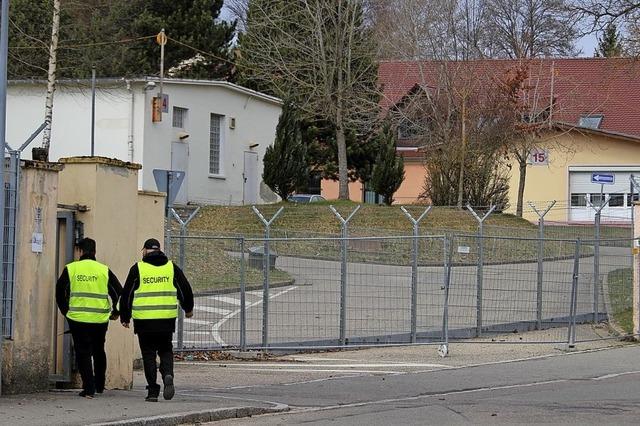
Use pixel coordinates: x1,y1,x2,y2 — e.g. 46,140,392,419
528,148,549,166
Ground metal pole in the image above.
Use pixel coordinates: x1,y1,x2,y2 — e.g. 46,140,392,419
594,210,601,323
0,0,10,397
330,205,361,345
442,234,452,348
466,205,496,337
252,206,284,349
239,237,246,351
159,29,165,96
401,206,431,343
164,171,172,257
528,201,556,330
176,223,186,349
169,206,199,350
90,67,96,156
585,194,608,324
567,239,581,348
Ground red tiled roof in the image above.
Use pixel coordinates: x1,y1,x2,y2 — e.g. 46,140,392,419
379,58,640,140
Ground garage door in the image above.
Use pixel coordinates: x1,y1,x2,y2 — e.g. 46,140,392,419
569,168,640,222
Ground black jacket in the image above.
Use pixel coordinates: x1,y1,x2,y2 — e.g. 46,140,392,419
119,250,194,334
55,254,122,318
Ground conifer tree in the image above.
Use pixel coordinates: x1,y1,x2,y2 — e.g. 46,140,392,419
595,23,623,57
370,122,404,206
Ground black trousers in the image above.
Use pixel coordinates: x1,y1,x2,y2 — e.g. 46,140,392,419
68,320,108,395
138,332,174,391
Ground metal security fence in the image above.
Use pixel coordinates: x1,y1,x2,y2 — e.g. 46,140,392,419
170,231,639,352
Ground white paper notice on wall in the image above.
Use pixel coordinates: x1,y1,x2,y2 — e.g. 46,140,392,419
31,232,43,253
457,246,471,254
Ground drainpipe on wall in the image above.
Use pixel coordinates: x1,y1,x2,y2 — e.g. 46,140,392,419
126,80,134,162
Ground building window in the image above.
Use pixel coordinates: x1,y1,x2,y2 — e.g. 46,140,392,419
609,193,624,207
209,114,223,175
578,114,603,129
173,107,188,129
570,193,587,207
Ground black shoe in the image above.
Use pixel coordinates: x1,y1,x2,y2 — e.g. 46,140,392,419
163,375,175,400
96,387,104,394
79,390,95,399
145,386,160,402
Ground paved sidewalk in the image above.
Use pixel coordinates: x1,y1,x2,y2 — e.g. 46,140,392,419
0,381,286,426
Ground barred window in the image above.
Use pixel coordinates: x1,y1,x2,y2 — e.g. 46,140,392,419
209,114,223,175
173,107,188,128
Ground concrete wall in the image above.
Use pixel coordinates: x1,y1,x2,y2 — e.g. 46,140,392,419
140,82,282,205
57,157,164,389
7,83,136,162
2,161,61,394
7,81,281,206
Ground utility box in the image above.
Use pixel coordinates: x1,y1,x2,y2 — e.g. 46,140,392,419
248,246,278,270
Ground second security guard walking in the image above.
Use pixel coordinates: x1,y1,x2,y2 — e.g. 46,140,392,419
56,237,122,399
120,238,194,402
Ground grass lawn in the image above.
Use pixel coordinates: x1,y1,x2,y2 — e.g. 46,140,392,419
606,267,634,334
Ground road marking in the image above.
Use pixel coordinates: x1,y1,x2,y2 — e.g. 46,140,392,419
592,370,640,380
221,367,403,374
220,362,451,369
180,331,213,335
212,286,298,346
184,318,212,326
194,305,232,315
206,295,242,306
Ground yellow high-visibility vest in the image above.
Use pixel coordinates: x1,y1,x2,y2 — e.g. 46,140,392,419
66,260,111,323
132,261,177,320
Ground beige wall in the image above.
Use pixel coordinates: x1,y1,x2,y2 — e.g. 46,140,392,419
505,132,640,222
321,159,425,205
321,132,640,216
57,157,164,390
2,162,61,394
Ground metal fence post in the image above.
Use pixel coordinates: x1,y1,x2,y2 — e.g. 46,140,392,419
252,206,284,349
170,206,200,350
239,237,247,351
529,201,556,330
330,205,361,346
586,195,609,323
466,205,496,337
440,234,453,357
401,206,432,343
567,239,581,348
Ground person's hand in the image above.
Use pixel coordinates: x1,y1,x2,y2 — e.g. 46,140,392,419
121,321,130,328
185,311,193,318
109,312,119,321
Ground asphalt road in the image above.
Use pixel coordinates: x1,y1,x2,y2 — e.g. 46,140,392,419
211,344,640,425
182,246,631,349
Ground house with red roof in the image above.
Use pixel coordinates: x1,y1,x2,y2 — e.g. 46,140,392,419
322,58,640,223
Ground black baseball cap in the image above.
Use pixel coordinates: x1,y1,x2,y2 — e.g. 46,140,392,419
142,238,161,250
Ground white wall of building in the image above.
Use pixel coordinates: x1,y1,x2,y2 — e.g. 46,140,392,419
7,79,282,205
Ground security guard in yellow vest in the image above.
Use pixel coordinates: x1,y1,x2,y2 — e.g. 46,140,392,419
56,238,122,399
120,238,194,402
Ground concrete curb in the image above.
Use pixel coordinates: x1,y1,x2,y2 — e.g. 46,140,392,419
90,404,289,426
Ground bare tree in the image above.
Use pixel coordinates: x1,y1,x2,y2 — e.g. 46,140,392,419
573,1,640,54
238,1,380,200
366,0,488,60
483,0,578,58
42,0,61,155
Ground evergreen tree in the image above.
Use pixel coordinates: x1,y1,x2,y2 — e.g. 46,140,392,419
370,122,404,206
595,23,623,57
7,0,236,79
263,102,308,201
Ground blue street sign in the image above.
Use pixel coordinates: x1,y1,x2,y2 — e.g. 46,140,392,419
591,173,615,184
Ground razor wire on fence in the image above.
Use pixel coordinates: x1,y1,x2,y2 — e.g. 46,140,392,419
166,203,639,354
